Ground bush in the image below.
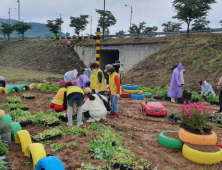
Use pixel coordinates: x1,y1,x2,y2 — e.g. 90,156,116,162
191,92,202,101
0,120,12,135
179,102,213,134
0,139,9,156
0,160,8,170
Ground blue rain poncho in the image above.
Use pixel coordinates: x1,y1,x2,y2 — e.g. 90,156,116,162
85,69,92,78
201,81,216,96
168,63,184,98
64,69,78,81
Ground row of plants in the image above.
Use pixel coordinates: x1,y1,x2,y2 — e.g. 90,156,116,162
6,96,21,103
79,162,111,170
86,123,152,170
7,109,32,122
50,142,79,152
32,111,60,126
34,83,60,93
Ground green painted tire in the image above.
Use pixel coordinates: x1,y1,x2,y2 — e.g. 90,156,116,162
158,131,184,149
144,93,152,98
10,122,22,141
18,84,30,92
7,86,19,94
0,115,12,124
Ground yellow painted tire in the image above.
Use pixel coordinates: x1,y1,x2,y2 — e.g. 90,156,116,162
179,128,217,145
123,89,138,94
25,143,46,166
15,130,32,153
182,144,222,165
29,84,36,90
0,87,8,94
38,84,42,87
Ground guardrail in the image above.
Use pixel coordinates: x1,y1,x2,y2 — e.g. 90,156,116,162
0,28,221,40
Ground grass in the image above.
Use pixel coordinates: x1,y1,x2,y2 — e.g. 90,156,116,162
0,67,62,81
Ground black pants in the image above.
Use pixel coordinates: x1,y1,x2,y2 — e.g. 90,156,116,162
0,81,6,87
219,90,222,111
83,111,90,118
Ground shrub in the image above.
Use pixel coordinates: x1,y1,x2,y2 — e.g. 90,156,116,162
0,120,12,135
0,139,9,156
179,102,213,134
0,160,9,170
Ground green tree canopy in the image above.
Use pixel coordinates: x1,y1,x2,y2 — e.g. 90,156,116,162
128,22,146,37
161,21,182,32
172,0,217,33
70,15,89,37
0,23,14,40
96,9,117,39
13,22,33,40
191,17,210,30
143,26,158,33
46,18,64,37
116,30,125,36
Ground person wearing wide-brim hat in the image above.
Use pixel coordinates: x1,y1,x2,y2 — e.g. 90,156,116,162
112,60,123,84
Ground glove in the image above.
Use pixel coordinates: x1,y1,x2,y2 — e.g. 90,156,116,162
64,112,67,117
116,94,120,98
96,88,99,93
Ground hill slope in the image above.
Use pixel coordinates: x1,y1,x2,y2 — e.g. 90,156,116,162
0,40,85,76
122,33,222,92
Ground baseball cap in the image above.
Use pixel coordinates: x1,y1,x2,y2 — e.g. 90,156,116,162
104,64,114,72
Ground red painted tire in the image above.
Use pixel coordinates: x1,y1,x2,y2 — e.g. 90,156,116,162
120,92,130,98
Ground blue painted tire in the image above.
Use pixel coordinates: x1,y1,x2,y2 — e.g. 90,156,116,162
123,85,138,90
130,94,144,99
36,156,65,170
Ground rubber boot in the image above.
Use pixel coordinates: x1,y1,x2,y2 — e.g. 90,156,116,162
171,98,175,103
67,105,73,126
76,106,83,126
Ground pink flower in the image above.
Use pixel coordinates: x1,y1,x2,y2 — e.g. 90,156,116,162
179,114,182,116
200,113,202,115
189,117,191,119
179,109,182,112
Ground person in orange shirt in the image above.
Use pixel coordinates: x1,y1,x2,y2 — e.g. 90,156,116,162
50,87,67,112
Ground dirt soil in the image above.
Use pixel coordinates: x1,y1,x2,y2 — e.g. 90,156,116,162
1,91,222,170
163,132,180,141
186,143,220,153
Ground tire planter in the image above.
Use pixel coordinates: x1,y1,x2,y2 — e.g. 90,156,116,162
0,87,8,94
0,115,12,123
182,143,222,165
123,85,138,90
216,144,222,149
178,128,217,145
29,83,36,90
10,122,22,141
31,133,62,142
7,86,19,94
130,94,144,100
18,84,30,92
144,93,152,98
120,92,130,98
36,156,65,170
0,132,11,144
20,120,33,127
15,130,32,153
123,89,138,94
158,131,184,149
25,143,46,166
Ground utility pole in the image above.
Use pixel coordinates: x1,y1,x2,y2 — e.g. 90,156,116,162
90,16,92,35
56,13,62,34
8,8,16,24
125,4,133,29
17,0,20,40
102,0,105,39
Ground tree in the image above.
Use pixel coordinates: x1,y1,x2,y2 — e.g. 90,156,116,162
128,22,146,37
162,21,182,32
172,0,217,33
46,18,63,37
143,26,158,33
70,15,89,37
191,17,210,30
96,9,117,39
116,30,125,36
13,22,33,40
0,23,15,40
220,20,222,26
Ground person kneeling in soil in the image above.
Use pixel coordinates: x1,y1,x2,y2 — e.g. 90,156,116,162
63,82,84,126
82,88,107,123
104,64,121,119
77,68,90,89
199,81,215,97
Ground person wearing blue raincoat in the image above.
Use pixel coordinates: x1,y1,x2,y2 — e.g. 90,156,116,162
84,69,92,78
199,81,216,96
168,63,184,102
64,69,78,81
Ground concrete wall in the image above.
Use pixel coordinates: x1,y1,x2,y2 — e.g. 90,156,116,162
74,43,166,71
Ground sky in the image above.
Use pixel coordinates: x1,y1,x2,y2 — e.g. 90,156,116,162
0,0,221,36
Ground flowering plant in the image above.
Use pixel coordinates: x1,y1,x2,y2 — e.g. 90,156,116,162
179,102,213,134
